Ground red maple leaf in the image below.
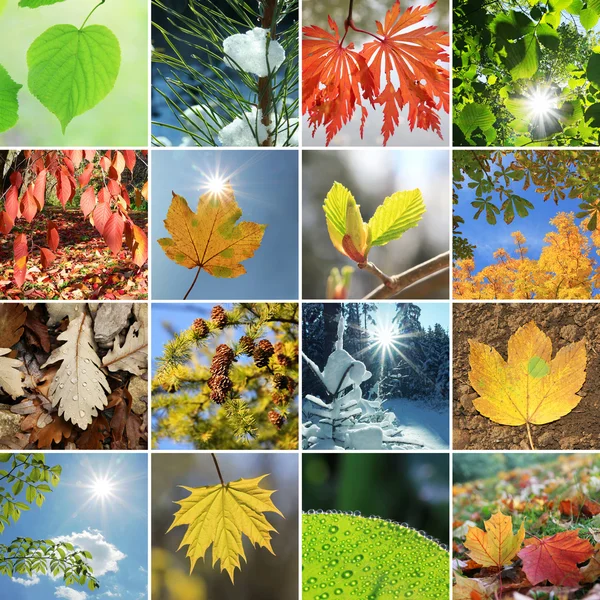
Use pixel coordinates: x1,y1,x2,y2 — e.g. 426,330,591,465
302,17,378,145
518,530,593,586
361,1,449,143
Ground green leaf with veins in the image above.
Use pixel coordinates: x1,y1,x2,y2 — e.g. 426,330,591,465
302,512,448,600
19,0,66,7
0,63,22,133
27,24,121,132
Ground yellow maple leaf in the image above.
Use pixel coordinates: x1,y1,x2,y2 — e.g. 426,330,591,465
158,185,266,298
453,572,494,600
168,474,283,583
468,320,586,449
465,511,525,568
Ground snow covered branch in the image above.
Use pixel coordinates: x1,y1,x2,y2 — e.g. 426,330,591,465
362,252,450,299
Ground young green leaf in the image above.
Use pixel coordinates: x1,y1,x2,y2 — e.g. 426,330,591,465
0,63,22,133
303,512,449,599
368,190,426,247
19,0,66,7
27,24,121,132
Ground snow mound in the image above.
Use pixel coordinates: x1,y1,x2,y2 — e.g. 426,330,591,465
218,107,269,146
223,28,285,78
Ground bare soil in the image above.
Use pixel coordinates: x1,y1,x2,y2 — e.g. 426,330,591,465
453,303,600,450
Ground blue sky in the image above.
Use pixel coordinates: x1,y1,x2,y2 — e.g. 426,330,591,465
457,153,593,272
0,454,148,600
151,149,299,300
372,302,449,332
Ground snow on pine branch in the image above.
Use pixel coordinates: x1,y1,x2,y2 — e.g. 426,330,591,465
223,27,285,78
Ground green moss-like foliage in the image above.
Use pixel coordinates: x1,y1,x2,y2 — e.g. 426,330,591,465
302,511,449,600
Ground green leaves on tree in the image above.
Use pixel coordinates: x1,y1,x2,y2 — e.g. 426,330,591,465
19,0,67,7
302,512,449,599
28,24,121,132
0,64,22,133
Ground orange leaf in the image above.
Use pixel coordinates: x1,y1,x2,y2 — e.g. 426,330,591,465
10,170,22,189
141,180,148,200
33,168,47,210
103,213,124,255
13,233,28,288
98,186,111,204
20,184,37,223
93,201,112,235
31,414,73,448
122,150,137,172
40,248,56,269
5,184,19,221
78,162,94,187
47,220,60,252
80,187,96,218
56,166,75,208
125,222,148,267
518,530,593,586
0,211,14,235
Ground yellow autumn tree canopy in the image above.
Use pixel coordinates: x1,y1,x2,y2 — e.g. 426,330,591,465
465,511,525,568
159,185,266,278
468,321,586,429
168,474,283,583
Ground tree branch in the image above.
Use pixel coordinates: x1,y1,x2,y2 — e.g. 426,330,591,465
362,252,450,299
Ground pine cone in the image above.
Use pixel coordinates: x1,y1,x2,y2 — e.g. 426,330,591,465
210,344,235,376
253,339,274,368
208,375,233,394
276,353,292,367
210,388,227,405
273,374,290,390
192,318,209,338
274,342,285,354
272,391,289,407
268,410,285,430
211,305,228,329
238,335,255,356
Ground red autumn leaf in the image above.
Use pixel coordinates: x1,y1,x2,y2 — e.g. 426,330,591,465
13,233,28,288
56,166,75,208
122,150,137,172
559,495,600,518
100,153,111,171
303,17,377,144
78,162,94,187
0,211,14,234
80,186,96,217
5,184,19,221
83,149,96,162
125,222,148,267
10,170,22,189
20,184,38,223
360,1,449,143
62,155,75,175
47,220,60,252
111,150,126,178
98,186,111,205
93,201,112,236
33,168,47,210
518,530,593,586
104,213,125,255
107,178,121,196
120,187,131,208
65,149,83,169
40,247,56,269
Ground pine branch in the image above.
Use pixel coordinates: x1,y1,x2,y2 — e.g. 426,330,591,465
362,252,450,299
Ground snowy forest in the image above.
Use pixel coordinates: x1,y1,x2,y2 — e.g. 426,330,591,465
302,303,450,450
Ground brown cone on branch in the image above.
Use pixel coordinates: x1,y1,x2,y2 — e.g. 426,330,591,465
192,318,209,338
238,335,255,356
208,375,233,394
273,373,290,390
268,410,285,430
253,339,274,368
276,353,292,367
210,388,227,405
274,341,285,354
272,391,289,407
211,305,228,329
210,344,235,376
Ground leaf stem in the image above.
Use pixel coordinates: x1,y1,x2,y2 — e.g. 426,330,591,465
211,453,225,485
183,267,202,300
81,0,107,30
526,422,535,450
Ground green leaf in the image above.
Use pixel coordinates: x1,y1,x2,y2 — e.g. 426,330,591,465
323,182,354,254
536,23,560,50
19,0,66,6
12,480,23,496
367,190,426,247
587,54,600,87
27,24,121,133
585,103,600,127
580,8,599,31
589,213,598,231
528,356,550,378
456,103,495,137
0,454,12,463
303,512,448,599
0,63,22,133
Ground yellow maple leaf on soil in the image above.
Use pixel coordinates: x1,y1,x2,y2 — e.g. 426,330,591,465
465,511,525,568
168,474,283,583
468,320,586,449
158,185,266,298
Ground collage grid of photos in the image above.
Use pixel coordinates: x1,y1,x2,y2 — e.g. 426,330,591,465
0,0,598,599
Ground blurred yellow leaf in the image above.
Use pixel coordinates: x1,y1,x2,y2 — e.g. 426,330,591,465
168,474,283,583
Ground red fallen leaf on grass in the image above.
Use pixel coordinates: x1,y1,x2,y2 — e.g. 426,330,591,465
518,530,594,586
47,220,60,252
13,234,28,288
560,495,600,518
79,187,96,217
40,248,56,269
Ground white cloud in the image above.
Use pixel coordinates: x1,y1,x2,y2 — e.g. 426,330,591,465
53,529,126,577
100,592,120,598
54,587,88,600
12,574,41,587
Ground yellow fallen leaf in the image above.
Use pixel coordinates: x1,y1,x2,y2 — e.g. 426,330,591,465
158,185,266,298
453,572,494,600
468,320,586,449
168,474,283,583
465,511,525,568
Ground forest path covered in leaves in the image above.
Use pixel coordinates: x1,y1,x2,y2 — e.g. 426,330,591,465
387,399,449,449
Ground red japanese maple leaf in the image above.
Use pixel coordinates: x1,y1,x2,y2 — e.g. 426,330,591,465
302,1,449,146
302,17,378,145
